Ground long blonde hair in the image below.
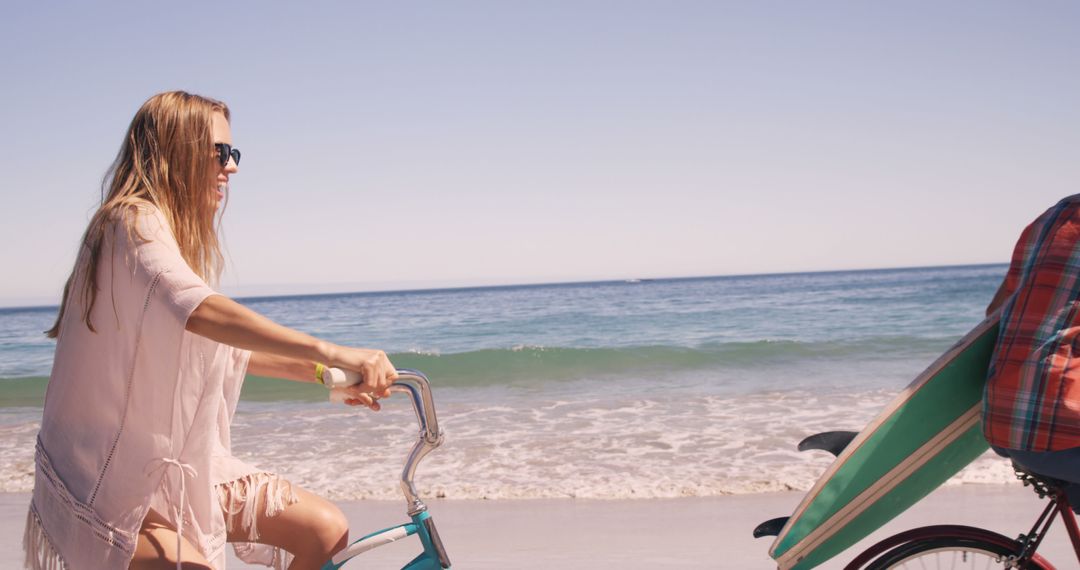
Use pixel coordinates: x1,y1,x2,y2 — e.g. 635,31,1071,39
47,91,230,338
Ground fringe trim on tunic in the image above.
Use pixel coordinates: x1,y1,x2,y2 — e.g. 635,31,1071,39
23,505,66,570
233,543,292,570
216,472,299,569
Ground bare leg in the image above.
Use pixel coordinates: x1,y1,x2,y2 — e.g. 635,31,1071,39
224,484,349,570
129,508,212,569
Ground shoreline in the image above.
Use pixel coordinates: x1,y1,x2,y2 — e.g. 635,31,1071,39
3,484,1074,568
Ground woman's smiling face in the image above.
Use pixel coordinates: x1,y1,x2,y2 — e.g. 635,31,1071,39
211,111,237,204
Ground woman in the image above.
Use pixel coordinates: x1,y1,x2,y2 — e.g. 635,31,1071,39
23,91,396,570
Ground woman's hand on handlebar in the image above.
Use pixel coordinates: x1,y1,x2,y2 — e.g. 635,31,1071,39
329,347,397,399
339,385,382,411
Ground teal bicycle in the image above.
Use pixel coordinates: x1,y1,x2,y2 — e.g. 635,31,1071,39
321,369,451,569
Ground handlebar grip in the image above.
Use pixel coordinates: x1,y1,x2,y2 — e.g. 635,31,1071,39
323,367,363,388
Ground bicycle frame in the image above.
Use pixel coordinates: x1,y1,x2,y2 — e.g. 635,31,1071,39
321,370,452,570
1025,484,1080,563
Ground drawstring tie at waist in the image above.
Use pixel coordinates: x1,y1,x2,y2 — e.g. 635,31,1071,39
145,457,198,570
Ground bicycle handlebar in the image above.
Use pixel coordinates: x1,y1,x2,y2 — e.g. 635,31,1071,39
389,369,445,515
324,368,444,516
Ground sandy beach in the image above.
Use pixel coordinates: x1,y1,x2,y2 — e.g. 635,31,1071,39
2,483,1074,569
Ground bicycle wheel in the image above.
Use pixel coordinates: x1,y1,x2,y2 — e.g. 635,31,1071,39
845,525,1053,570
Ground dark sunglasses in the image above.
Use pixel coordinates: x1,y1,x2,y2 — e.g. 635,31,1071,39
214,143,241,167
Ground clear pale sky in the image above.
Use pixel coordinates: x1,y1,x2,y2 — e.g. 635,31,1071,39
2,2,1078,306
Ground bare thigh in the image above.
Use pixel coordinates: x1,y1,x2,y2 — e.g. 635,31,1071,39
129,508,212,570
224,484,349,570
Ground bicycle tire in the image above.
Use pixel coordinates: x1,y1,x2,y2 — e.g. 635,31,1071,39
845,526,1054,570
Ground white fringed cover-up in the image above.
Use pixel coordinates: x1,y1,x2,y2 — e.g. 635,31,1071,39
25,205,295,569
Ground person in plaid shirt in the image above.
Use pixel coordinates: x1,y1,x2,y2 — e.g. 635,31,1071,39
984,195,1080,507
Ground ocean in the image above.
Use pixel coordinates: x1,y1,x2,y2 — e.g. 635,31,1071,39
0,264,1018,501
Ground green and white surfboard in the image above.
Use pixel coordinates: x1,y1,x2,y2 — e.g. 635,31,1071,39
768,315,1000,570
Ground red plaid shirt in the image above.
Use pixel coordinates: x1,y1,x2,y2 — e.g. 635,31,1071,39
984,196,1080,452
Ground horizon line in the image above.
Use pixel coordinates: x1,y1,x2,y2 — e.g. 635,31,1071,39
0,261,1008,312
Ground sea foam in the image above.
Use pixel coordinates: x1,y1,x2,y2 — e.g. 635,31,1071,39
0,386,1023,499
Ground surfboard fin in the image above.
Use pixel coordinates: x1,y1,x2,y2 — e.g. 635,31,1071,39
753,516,789,538
797,430,858,457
